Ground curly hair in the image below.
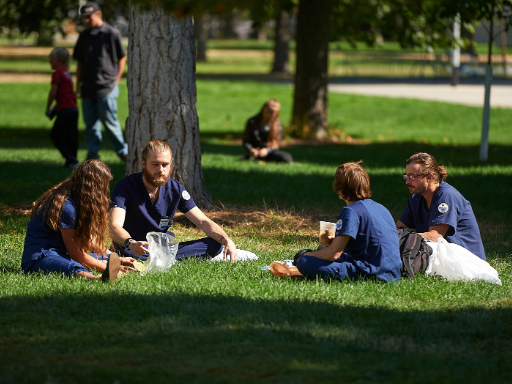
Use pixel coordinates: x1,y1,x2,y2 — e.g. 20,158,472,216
31,160,113,254
406,152,448,183
332,161,372,201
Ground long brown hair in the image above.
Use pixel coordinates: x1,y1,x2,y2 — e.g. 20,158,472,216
31,160,113,254
259,98,281,149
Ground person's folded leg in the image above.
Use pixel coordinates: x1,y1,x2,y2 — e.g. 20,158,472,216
296,255,361,281
23,252,89,277
177,237,223,260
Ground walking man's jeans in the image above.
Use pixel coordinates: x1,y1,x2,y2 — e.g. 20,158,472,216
82,85,128,158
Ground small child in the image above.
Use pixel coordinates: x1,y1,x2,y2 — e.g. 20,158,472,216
46,47,79,168
295,161,402,282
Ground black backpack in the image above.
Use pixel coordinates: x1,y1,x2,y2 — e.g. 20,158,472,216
397,228,432,279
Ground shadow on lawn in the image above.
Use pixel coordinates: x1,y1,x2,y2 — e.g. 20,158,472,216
201,141,512,168
0,160,126,206
0,291,510,382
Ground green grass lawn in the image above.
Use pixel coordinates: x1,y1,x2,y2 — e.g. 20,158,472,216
2,38,508,78
1,80,512,383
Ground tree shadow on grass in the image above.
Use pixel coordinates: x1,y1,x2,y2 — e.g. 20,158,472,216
0,160,127,207
0,291,510,383
201,141,512,168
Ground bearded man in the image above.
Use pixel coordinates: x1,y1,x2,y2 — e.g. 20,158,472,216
396,152,486,260
109,141,255,262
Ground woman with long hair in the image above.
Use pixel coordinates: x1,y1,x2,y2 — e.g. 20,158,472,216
21,160,134,281
242,98,293,163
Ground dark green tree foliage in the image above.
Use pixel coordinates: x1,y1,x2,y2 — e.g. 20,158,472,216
0,0,129,46
0,0,75,45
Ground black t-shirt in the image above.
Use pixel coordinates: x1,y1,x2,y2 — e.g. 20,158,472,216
73,22,126,98
243,113,282,153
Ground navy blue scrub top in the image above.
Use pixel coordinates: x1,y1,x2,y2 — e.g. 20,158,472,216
22,196,78,264
399,181,486,260
335,199,402,282
111,173,197,242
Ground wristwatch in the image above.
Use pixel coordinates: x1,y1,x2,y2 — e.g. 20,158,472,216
124,238,134,248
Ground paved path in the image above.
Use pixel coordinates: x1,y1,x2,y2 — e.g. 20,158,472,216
328,83,512,108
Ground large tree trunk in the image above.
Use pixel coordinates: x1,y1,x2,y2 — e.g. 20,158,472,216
291,0,331,138
126,5,212,208
271,10,291,74
194,13,208,62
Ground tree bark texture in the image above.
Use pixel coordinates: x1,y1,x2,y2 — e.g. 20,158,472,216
271,10,291,74
126,6,212,208
291,0,331,139
194,14,208,62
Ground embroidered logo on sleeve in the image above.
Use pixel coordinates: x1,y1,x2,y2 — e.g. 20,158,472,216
438,202,449,213
182,190,191,200
336,219,343,230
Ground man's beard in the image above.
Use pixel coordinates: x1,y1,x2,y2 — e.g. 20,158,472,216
143,167,169,187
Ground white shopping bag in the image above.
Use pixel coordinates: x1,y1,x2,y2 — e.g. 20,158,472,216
426,238,501,285
144,232,179,274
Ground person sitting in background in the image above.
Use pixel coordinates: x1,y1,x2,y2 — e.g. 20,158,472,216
295,161,402,282
396,152,486,260
21,160,135,282
242,98,293,163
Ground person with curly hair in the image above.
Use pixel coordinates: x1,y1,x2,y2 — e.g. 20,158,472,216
21,160,135,281
242,98,293,163
396,152,486,260
295,161,402,282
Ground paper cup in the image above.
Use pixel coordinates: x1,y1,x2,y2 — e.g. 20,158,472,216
319,221,336,246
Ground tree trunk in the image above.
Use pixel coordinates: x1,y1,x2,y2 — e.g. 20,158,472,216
194,13,208,62
271,10,291,74
126,5,212,208
291,0,331,139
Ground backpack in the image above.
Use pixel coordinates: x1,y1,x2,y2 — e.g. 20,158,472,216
397,228,432,279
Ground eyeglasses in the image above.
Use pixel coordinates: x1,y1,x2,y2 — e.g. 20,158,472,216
402,173,423,181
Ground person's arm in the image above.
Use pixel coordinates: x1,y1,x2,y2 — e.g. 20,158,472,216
303,235,351,262
109,207,149,256
184,207,238,262
61,228,108,271
396,220,410,228
418,224,450,242
75,61,82,98
45,83,59,114
243,118,261,156
116,55,127,84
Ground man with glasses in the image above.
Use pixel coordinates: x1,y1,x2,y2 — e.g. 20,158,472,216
396,152,486,260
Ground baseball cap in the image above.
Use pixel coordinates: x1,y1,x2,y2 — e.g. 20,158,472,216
80,2,101,16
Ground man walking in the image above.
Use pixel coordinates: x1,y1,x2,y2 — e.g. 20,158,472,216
73,2,128,161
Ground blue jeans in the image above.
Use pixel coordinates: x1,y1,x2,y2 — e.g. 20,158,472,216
82,85,128,158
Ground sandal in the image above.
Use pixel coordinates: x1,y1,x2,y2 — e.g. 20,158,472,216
101,253,121,282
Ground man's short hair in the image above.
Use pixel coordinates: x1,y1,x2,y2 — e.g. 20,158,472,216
50,47,70,67
142,140,172,161
80,2,101,16
332,161,371,201
406,152,448,183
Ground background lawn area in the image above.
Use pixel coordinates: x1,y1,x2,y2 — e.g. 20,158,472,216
1,78,512,383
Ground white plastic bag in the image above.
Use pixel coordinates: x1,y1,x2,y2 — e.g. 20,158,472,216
144,232,179,274
426,238,501,285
